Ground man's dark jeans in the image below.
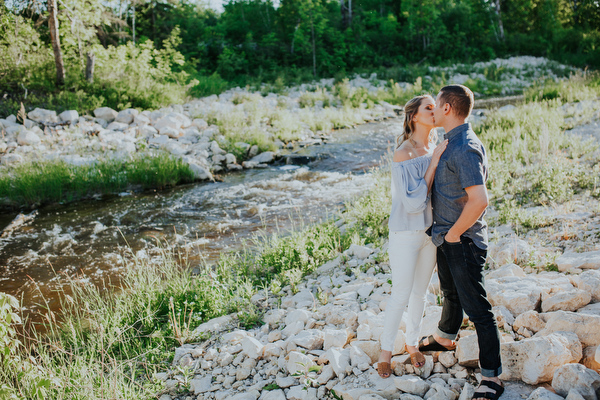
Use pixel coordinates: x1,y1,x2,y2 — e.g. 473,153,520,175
436,236,502,377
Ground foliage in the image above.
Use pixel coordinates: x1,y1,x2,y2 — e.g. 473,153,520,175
0,153,195,209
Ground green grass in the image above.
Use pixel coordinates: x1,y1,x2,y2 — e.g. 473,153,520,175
0,153,196,209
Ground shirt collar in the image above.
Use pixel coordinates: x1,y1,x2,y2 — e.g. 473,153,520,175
444,123,470,140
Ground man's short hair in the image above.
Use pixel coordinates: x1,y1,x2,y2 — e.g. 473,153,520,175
439,85,474,119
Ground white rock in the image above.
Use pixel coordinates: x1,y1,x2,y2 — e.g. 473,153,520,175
192,119,208,129
488,238,532,266
190,376,213,394
275,375,296,388
58,110,79,123
349,345,372,369
286,385,317,400
286,351,314,375
28,108,57,122
581,345,600,372
351,341,381,364
538,311,600,347
223,330,248,344
456,334,479,368
513,310,546,333
192,314,233,337
487,278,542,316
229,393,258,400
346,244,374,259
458,383,475,400
552,363,600,399
439,351,458,368
324,347,351,377
241,336,264,359
106,121,129,131
285,309,311,326
259,389,286,400
316,365,335,385
264,309,286,326
133,113,150,125
394,375,430,397
249,151,275,164
542,289,591,312
500,331,582,384
282,320,304,338
578,303,600,316
188,163,213,180
236,357,256,380
94,107,118,122
527,387,565,400
17,130,41,146
571,270,600,302
486,263,526,280
160,126,181,138
292,329,324,350
323,329,349,350
557,250,600,272
115,109,139,124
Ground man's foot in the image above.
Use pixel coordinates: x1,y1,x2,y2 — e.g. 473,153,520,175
472,377,504,400
405,344,426,368
418,334,456,352
377,350,392,378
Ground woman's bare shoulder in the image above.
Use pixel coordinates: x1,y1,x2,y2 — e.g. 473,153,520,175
393,142,413,162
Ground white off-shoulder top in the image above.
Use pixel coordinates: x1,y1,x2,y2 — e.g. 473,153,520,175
388,153,432,232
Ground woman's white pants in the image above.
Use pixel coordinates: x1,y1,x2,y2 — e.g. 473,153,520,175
380,229,437,351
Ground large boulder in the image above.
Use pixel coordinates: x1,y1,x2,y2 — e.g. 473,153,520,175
552,363,600,399
500,331,582,385
541,289,591,313
538,311,600,347
249,151,275,164
557,251,600,272
570,270,600,302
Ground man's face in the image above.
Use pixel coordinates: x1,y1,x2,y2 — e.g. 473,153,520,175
433,92,445,127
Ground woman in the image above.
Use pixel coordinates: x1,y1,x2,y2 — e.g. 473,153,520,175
377,95,448,378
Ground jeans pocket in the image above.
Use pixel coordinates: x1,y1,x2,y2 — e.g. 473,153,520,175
467,242,487,265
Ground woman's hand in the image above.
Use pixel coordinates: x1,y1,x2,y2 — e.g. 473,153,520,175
430,139,448,167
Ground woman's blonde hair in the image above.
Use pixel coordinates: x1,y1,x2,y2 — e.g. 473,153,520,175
397,94,436,148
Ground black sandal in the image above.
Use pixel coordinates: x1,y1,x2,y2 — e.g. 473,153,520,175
418,335,456,352
472,380,504,400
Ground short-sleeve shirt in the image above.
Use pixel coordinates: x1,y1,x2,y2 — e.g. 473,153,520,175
431,123,489,249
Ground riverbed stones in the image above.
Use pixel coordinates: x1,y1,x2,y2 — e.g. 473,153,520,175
249,151,274,164
552,363,600,399
394,375,430,397
500,331,582,384
58,110,79,123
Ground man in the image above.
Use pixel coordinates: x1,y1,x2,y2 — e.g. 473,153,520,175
419,85,503,400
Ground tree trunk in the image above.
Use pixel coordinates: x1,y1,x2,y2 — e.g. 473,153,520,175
48,0,65,87
495,0,505,41
86,51,95,83
132,2,136,44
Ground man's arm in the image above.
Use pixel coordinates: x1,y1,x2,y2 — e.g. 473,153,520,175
444,184,488,243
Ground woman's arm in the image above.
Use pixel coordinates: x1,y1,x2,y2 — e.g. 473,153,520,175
423,140,448,192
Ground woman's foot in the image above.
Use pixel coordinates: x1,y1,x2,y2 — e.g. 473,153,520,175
405,344,426,368
472,377,504,400
377,350,392,378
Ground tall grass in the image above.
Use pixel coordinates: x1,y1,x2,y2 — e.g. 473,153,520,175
0,153,195,209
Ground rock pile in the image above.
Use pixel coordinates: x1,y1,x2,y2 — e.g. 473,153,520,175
155,230,600,400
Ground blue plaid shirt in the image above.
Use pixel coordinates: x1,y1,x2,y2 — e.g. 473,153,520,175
431,123,489,250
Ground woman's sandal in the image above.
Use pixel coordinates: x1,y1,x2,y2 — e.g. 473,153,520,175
418,335,457,352
405,344,426,368
377,361,392,379
471,380,504,400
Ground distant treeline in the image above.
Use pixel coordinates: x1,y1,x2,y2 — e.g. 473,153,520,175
1,0,600,114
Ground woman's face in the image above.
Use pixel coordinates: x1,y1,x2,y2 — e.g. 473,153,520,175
414,97,435,128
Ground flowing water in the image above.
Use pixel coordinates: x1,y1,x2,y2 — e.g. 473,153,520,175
0,119,401,313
